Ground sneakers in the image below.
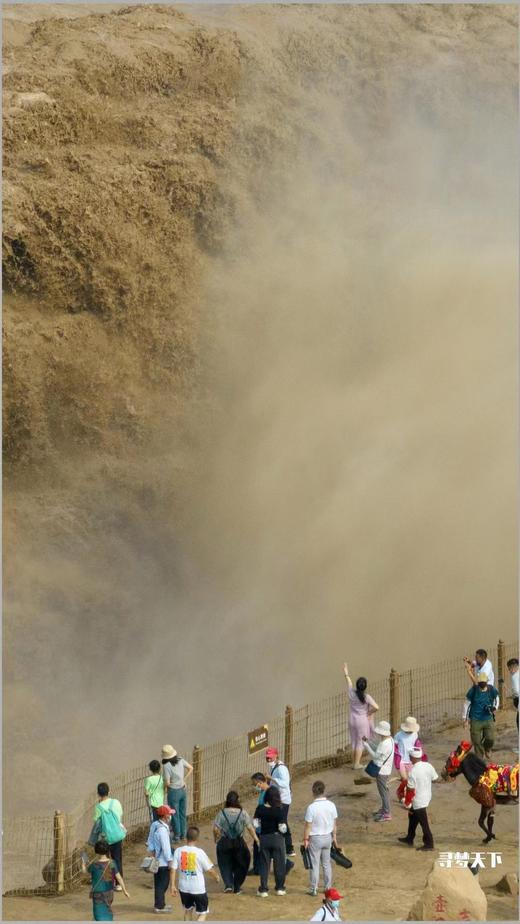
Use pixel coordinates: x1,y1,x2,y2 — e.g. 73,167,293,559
307,888,318,896
398,837,414,846
352,764,366,770
154,907,173,914
257,890,268,898
286,851,296,858
275,889,287,896
416,845,434,851
114,884,123,892
234,890,243,895
285,860,295,874
224,887,233,893
374,812,392,822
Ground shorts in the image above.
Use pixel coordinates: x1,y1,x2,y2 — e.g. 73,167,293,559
179,891,209,915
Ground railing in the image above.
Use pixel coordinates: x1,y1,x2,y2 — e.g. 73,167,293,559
3,638,516,896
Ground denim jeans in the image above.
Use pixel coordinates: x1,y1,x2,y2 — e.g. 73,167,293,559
167,787,186,839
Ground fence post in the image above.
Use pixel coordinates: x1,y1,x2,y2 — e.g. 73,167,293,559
53,810,65,895
389,669,400,735
497,639,505,710
192,746,201,821
284,705,294,771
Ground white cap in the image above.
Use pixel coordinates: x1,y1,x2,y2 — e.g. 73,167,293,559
410,747,423,759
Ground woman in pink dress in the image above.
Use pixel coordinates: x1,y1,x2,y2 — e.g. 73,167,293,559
343,662,379,770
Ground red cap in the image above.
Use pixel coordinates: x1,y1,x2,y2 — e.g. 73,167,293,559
265,747,278,759
325,888,344,900
157,805,175,817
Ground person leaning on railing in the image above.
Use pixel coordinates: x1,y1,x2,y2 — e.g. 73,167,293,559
161,745,193,843
343,662,379,770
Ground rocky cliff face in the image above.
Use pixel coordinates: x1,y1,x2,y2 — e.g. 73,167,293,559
3,4,517,813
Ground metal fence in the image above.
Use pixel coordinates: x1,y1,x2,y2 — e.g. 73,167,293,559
3,638,516,896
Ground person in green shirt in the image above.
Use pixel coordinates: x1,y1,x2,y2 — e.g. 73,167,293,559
463,671,499,759
145,760,166,822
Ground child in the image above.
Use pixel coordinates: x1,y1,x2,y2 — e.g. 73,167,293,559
172,825,220,921
144,759,166,821
85,839,129,921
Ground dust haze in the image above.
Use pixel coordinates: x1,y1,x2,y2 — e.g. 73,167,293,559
3,3,517,813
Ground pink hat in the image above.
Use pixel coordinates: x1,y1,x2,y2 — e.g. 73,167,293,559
265,747,278,759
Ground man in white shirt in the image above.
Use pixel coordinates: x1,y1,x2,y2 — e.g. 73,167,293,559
265,747,295,856
463,650,498,722
398,748,438,851
303,781,338,896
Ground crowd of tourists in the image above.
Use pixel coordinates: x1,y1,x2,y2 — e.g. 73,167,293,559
84,649,519,921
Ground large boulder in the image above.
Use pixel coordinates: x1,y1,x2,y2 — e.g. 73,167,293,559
407,863,487,921
495,873,519,895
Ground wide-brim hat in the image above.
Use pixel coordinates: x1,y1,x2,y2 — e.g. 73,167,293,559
400,716,420,733
374,720,391,736
161,744,177,760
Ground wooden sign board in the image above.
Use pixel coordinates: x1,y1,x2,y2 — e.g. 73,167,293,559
248,725,269,755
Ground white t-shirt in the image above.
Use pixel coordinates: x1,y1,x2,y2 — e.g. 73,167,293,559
510,670,519,697
365,736,394,776
310,904,342,921
472,658,495,686
304,798,338,836
407,761,438,810
173,845,213,894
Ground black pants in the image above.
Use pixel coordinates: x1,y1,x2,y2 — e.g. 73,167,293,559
252,839,260,874
259,832,286,892
154,865,170,910
514,695,519,731
217,837,251,892
280,804,294,854
407,808,434,848
109,839,123,876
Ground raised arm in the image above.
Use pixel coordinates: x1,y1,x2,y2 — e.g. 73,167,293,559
343,663,353,690
463,657,477,685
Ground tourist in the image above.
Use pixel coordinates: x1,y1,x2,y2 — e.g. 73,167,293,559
248,773,269,876
310,887,344,921
172,825,220,921
86,839,129,921
462,671,499,758
145,760,166,822
265,747,295,856
146,804,176,913
162,745,193,843
507,657,519,732
398,747,438,851
394,716,421,801
93,783,126,885
213,790,259,894
343,662,379,770
362,720,394,821
254,785,287,897
303,780,338,896
470,649,495,685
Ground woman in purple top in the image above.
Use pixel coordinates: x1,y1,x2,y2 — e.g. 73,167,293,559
343,662,379,770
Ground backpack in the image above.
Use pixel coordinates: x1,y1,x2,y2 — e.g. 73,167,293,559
221,810,244,848
98,800,127,846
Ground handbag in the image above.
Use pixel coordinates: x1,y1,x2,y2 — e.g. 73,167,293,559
330,844,352,869
300,844,312,870
141,856,160,874
365,740,394,778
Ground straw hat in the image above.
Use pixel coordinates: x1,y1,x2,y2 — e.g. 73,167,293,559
400,716,420,733
161,744,177,760
374,720,391,736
